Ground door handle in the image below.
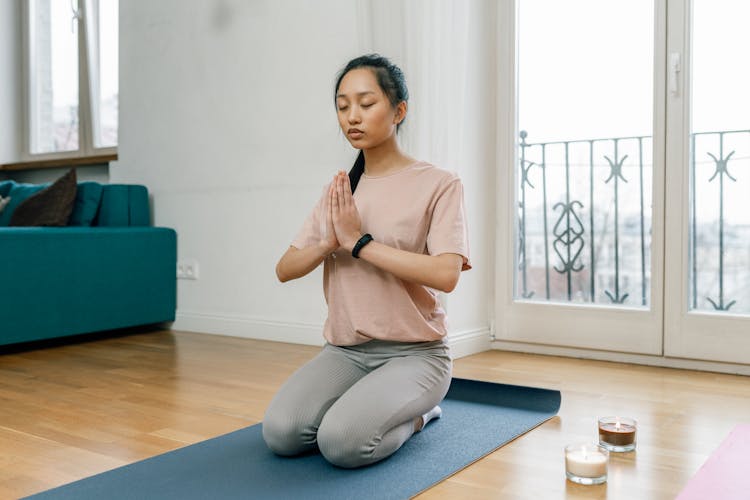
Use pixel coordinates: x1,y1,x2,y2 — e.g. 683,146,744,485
669,52,681,96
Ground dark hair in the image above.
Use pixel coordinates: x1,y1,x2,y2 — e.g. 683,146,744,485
334,54,409,193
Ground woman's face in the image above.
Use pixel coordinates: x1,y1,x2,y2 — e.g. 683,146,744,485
335,68,404,150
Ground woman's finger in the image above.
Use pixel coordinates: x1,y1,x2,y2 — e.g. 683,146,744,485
343,172,353,205
331,178,339,211
337,173,346,208
339,173,349,208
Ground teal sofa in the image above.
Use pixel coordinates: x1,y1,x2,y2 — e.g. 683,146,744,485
0,180,177,346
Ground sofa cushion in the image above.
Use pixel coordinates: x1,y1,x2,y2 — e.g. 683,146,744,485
69,181,104,226
95,184,150,227
129,185,150,226
96,184,130,226
0,182,48,226
9,169,78,227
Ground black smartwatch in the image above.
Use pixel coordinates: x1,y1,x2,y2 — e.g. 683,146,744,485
352,233,374,258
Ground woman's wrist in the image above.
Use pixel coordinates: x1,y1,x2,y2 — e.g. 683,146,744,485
318,240,339,255
341,233,363,253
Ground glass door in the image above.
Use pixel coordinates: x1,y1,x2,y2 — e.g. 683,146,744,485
495,0,666,354
664,0,750,363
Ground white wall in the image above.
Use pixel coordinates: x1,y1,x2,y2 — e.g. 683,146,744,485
116,0,366,344
0,0,22,166
449,1,497,342
116,0,496,354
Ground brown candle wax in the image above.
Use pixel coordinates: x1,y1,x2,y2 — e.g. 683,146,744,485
598,421,636,446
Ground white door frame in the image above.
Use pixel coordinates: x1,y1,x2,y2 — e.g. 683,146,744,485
494,0,668,355
663,0,750,364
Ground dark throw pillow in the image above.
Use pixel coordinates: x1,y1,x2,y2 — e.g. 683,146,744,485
9,169,78,227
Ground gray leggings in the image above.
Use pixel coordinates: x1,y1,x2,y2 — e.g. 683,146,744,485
262,339,452,468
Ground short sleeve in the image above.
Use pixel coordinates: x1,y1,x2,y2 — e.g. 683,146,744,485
291,183,329,249
426,177,472,271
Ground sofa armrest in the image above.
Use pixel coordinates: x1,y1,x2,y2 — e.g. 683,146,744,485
0,227,177,345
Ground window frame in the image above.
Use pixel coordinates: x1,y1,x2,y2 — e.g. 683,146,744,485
493,0,667,355
20,0,117,163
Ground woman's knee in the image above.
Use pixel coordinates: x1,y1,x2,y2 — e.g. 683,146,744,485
262,410,316,457
318,418,367,469
317,416,373,468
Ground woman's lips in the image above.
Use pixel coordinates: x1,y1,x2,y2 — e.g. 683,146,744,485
348,129,364,139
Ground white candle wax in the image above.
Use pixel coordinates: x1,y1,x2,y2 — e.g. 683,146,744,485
565,447,608,478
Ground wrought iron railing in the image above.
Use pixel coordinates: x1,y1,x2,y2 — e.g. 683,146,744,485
517,129,750,313
691,129,750,312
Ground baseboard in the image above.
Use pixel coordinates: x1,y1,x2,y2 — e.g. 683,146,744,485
174,311,491,358
491,340,750,376
173,311,324,346
446,328,492,359
174,311,749,374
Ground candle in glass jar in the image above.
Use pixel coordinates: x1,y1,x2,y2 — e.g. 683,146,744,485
598,416,637,452
565,443,608,485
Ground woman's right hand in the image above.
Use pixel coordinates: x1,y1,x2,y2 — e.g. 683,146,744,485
319,181,340,253
277,181,341,282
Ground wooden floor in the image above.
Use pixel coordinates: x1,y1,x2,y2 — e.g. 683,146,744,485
1,330,749,499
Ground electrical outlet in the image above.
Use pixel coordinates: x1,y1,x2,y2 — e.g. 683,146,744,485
177,259,200,280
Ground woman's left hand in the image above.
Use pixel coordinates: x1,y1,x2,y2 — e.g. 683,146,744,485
331,170,363,252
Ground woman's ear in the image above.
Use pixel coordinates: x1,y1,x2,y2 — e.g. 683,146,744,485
394,101,407,125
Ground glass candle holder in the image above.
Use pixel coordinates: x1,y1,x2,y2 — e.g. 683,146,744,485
565,443,608,485
598,416,637,452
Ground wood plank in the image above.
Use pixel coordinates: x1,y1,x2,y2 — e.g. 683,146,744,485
1,330,748,499
0,154,117,171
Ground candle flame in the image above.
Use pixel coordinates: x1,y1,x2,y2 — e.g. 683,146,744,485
615,420,621,430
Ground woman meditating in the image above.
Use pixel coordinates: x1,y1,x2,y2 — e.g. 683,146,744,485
262,54,471,468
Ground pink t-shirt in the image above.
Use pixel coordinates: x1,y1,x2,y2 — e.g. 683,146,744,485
292,161,472,346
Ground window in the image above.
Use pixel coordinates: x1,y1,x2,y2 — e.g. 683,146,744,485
496,0,750,365
24,0,118,159
515,0,654,308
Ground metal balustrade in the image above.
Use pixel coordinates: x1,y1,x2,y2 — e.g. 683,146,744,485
516,129,750,314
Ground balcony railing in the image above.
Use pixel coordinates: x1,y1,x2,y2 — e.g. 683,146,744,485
516,129,750,314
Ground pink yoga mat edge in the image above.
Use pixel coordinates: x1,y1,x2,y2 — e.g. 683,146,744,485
676,424,750,500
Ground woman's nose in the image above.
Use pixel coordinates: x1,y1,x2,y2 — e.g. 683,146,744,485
347,108,361,124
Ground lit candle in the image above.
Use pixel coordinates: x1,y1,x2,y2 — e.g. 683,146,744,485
565,443,608,485
598,416,637,452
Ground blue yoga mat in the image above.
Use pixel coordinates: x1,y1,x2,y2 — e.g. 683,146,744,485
27,378,560,500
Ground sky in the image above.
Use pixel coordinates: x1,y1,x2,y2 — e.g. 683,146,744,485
518,0,750,141
518,0,750,225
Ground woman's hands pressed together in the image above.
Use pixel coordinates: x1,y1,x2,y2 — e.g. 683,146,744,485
281,168,462,291
327,170,363,253
277,170,361,282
